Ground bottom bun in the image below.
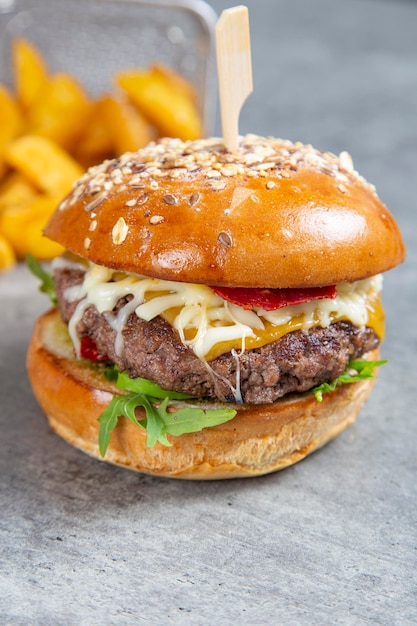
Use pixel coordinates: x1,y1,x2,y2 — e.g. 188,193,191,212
27,309,379,480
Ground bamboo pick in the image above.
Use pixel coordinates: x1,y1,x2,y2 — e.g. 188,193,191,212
215,5,253,152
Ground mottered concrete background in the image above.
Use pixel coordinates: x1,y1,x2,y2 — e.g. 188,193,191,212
1,0,416,624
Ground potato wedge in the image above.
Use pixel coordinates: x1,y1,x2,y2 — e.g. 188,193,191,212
0,84,22,146
27,72,93,151
1,202,36,257
0,84,23,181
2,37,203,263
13,38,48,110
0,194,62,259
0,232,16,270
23,212,64,259
0,172,38,213
4,135,84,196
101,93,154,155
75,97,115,168
151,64,199,106
116,67,202,140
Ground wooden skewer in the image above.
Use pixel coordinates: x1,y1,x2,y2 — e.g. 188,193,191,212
215,5,253,152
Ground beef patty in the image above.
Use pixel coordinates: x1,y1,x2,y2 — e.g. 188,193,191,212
54,267,380,404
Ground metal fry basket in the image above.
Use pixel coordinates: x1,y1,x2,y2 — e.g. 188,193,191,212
0,0,217,134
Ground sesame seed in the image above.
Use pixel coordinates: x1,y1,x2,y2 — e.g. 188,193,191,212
150,215,165,224
137,192,149,204
130,163,146,174
338,184,347,194
89,220,97,232
218,231,233,248
112,217,129,245
139,226,151,239
266,181,276,189
189,192,200,206
111,168,122,179
206,169,221,179
71,184,87,203
84,191,107,212
255,161,275,171
163,194,177,205
210,180,227,191
70,135,377,210
84,237,91,250
220,163,238,176
128,176,145,186
339,151,354,172
125,198,137,207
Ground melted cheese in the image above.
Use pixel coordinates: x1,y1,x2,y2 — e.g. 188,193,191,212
58,258,384,361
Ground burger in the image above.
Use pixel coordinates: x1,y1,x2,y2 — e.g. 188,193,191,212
27,134,405,479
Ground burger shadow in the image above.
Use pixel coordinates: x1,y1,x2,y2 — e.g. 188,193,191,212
9,337,342,526
20,423,290,521
4,334,285,523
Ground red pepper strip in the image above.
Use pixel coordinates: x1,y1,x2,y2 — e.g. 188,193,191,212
80,336,109,362
211,285,337,311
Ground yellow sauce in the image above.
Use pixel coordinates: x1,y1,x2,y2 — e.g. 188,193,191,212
162,291,385,362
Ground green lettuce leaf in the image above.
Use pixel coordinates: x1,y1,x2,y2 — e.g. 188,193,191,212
311,358,387,402
98,369,236,456
26,253,57,306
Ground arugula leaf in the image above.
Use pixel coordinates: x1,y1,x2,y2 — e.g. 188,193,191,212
98,370,236,456
311,359,387,402
26,253,57,306
115,369,196,400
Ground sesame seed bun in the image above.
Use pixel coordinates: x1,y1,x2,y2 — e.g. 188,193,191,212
27,309,379,479
44,135,405,288
29,134,405,479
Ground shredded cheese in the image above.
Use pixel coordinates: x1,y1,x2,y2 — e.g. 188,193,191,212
56,258,384,361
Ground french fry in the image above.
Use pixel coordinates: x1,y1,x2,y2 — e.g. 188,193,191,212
101,93,154,155
0,194,62,259
116,67,202,140
13,38,48,110
0,233,16,271
4,135,84,196
27,72,93,152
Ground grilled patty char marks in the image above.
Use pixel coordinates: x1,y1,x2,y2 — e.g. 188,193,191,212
54,267,380,404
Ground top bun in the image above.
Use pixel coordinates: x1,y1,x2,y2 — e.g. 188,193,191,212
45,135,405,288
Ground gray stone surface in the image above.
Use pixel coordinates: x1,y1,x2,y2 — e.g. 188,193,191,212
1,0,416,624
